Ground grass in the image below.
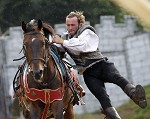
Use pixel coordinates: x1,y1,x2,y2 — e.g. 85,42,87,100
75,85,150,119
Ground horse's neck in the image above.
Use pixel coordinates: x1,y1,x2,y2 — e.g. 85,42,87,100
45,56,54,73
43,56,62,89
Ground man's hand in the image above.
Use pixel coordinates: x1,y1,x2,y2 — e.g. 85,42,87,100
52,35,64,44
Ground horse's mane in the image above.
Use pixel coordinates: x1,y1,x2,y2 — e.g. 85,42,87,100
42,21,55,39
23,19,55,39
23,19,37,33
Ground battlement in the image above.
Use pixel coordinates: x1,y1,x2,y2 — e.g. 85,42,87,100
99,15,137,28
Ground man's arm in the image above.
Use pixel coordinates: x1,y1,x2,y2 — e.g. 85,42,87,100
53,29,99,52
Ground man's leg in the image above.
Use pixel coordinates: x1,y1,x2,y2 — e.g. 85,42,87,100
124,84,147,108
102,60,147,109
102,107,121,119
83,68,121,119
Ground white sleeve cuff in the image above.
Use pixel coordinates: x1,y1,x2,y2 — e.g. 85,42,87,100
63,40,69,47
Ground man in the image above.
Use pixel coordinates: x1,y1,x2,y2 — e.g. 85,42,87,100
52,11,147,119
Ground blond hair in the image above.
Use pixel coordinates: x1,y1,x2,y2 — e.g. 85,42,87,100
66,11,85,26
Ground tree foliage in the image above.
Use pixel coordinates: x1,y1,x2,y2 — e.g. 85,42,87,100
0,0,126,33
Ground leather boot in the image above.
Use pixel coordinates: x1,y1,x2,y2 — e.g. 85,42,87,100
103,107,121,119
124,84,147,108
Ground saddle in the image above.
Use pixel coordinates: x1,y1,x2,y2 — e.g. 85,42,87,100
50,45,85,105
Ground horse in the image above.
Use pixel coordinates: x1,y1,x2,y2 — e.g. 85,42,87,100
13,19,76,119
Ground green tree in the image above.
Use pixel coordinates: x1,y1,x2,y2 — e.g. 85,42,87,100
0,0,35,32
0,0,127,33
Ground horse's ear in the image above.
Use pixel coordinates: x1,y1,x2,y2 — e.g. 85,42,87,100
22,21,26,32
38,19,43,30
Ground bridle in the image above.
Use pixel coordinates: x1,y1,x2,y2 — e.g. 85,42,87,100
23,31,49,68
22,31,54,84
22,30,59,87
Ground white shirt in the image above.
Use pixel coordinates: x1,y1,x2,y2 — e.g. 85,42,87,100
63,29,99,53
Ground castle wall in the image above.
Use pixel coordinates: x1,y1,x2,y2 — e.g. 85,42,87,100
125,32,150,85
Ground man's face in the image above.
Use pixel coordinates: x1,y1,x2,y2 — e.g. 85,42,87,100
66,16,79,36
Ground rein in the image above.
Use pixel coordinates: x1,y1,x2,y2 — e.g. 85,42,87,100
40,58,58,88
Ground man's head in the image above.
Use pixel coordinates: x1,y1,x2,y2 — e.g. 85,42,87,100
66,11,85,36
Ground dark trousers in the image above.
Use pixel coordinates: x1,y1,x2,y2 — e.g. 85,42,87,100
83,60,129,110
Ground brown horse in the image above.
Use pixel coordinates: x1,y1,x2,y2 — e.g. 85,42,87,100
14,19,75,119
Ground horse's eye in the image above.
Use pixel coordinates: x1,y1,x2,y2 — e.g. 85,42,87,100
23,45,26,50
23,44,27,55
42,41,46,47
44,39,49,47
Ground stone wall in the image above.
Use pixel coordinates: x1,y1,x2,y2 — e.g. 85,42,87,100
0,36,12,118
0,15,150,116
0,27,24,118
125,32,150,85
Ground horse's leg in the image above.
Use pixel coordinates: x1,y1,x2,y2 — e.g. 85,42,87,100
32,102,43,119
23,109,32,119
64,104,75,119
51,101,64,119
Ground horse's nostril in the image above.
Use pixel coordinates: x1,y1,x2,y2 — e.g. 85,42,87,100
39,70,43,75
34,70,43,79
31,71,34,75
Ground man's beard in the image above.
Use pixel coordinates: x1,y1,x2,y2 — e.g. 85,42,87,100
69,27,80,38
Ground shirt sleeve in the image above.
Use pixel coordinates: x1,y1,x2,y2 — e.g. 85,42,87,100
63,29,99,52
49,35,65,52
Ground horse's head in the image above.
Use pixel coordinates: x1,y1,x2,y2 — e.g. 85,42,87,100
22,19,54,83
